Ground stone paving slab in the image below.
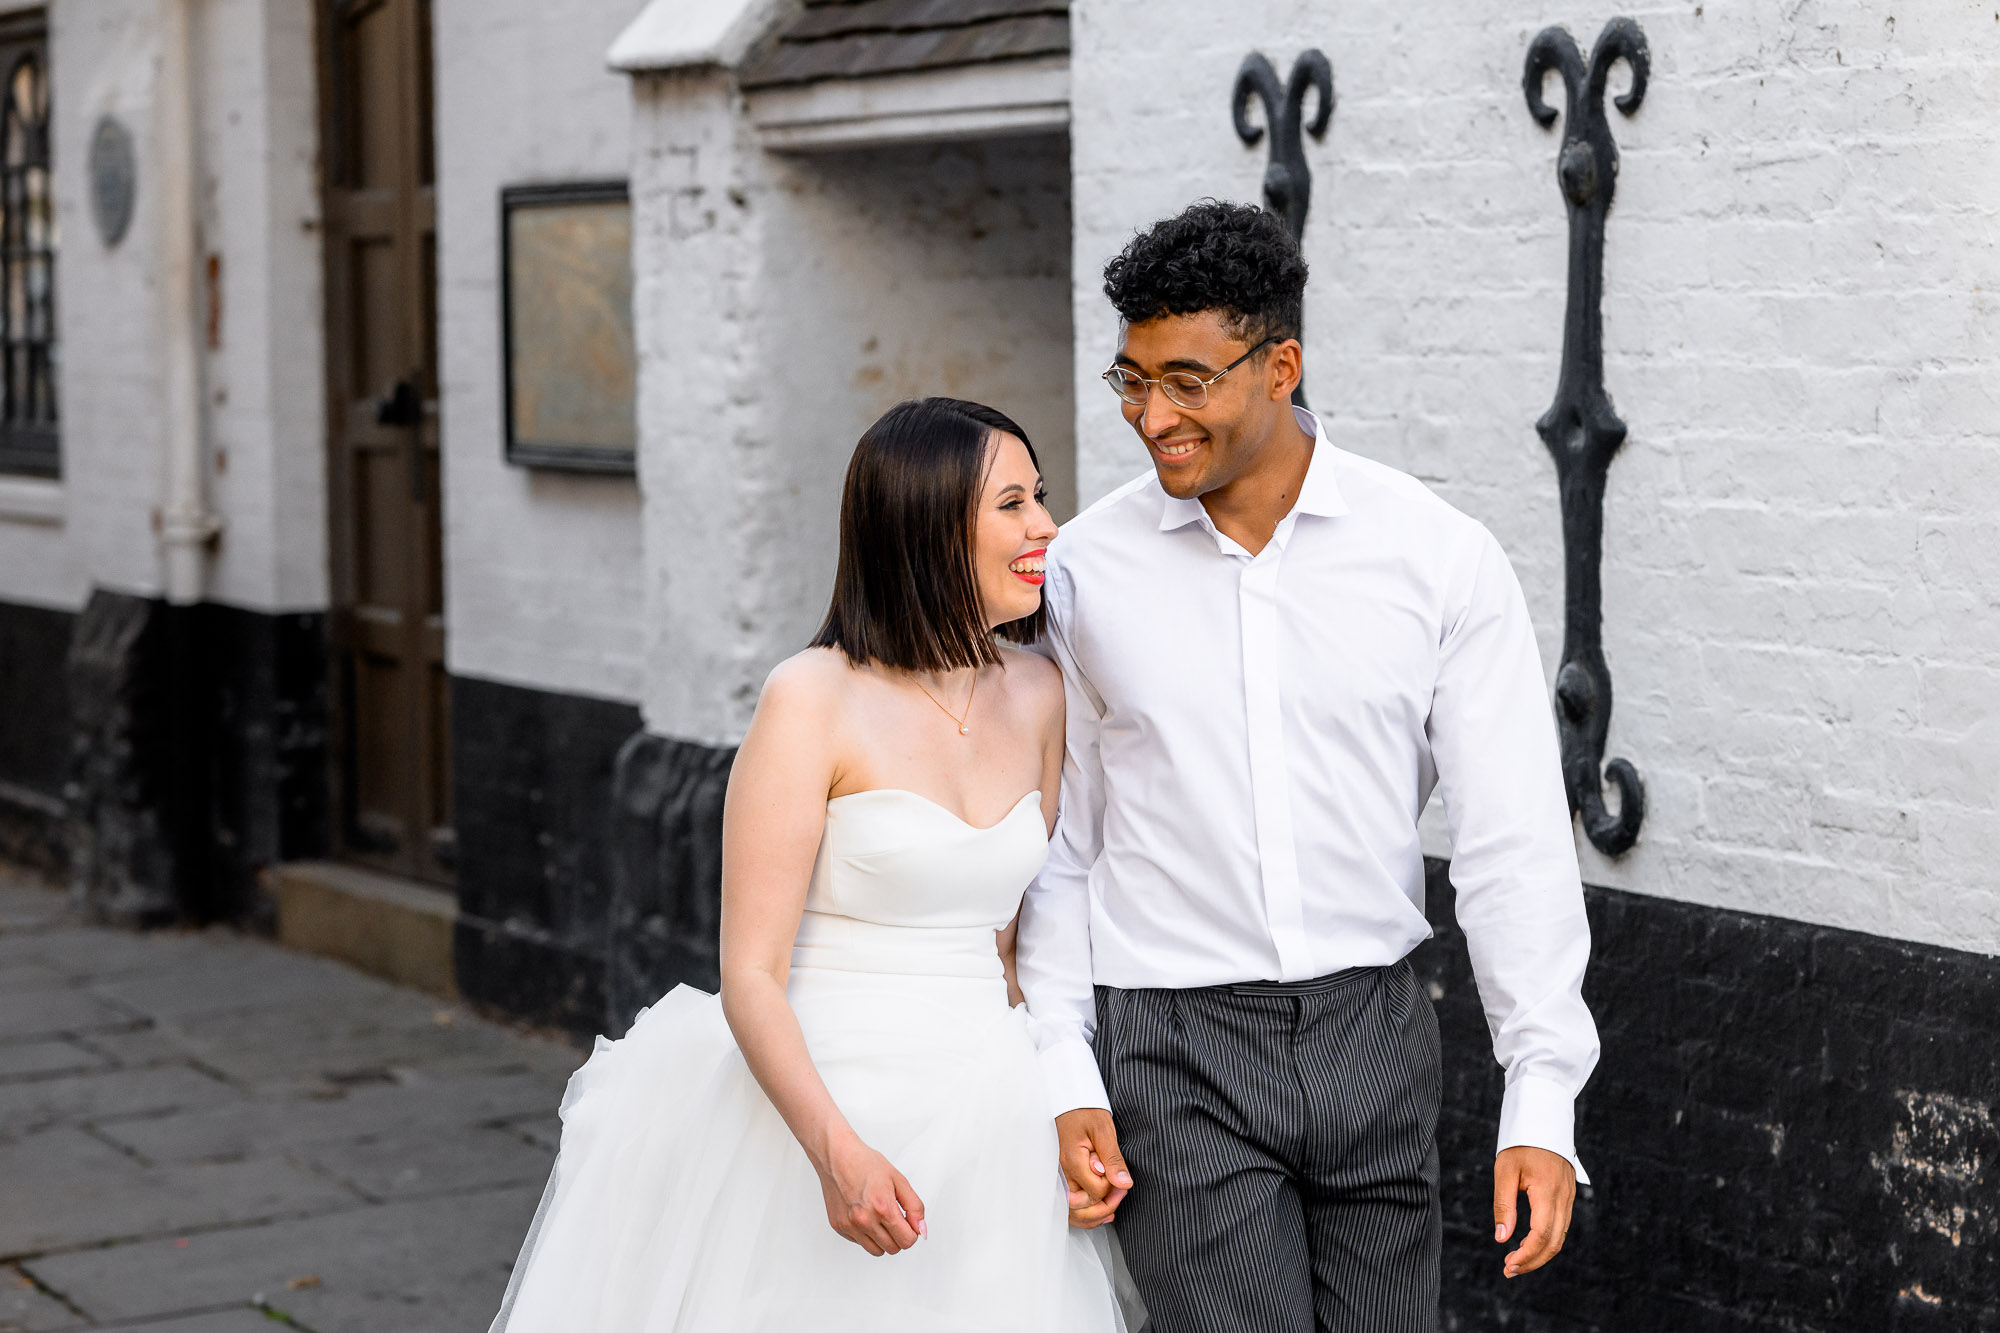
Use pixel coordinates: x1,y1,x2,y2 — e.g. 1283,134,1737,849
26,1186,546,1333
95,1071,558,1166
0,882,71,933
104,1310,280,1333
0,863,582,1333
0,1126,359,1258
161,999,571,1094
0,961,70,996
303,1123,553,1202
90,949,412,1025
0,929,254,985
0,1065,247,1143
507,1111,562,1153
64,1024,201,1071
0,987,139,1043
0,1040,109,1082
0,1265,76,1332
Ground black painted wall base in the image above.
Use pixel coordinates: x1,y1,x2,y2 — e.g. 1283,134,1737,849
205,602,331,918
0,598,73,876
20,590,329,925
67,591,178,922
1416,860,2000,1332
449,675,642,1040
605,731,735,1033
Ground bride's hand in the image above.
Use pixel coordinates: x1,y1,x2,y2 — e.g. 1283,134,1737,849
819,1134,926,1256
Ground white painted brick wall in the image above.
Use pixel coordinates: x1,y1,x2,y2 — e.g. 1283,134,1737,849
27,0,174,608
755,134,1074,687
197,0,328,613
0,0,327,616
629,69,771,742
1070,0,2000,954
629,71,1074,743
433,0,648,703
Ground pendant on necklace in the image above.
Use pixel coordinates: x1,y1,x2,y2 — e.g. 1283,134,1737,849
959,725,970,736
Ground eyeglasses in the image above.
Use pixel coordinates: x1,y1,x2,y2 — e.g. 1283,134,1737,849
1101,337,1281,410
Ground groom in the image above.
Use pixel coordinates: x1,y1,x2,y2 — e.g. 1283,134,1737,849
1017,200,1600,1332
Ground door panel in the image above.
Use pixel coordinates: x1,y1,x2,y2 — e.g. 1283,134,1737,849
320,0,450,881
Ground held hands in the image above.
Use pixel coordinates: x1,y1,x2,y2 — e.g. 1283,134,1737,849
1056,1107,1133,1229
1493,1145,1576,1278
818,1132,926,1256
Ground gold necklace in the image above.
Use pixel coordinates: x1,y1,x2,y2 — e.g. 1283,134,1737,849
912,667,978,736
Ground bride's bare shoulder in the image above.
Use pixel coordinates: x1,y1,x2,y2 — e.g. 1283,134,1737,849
755,647,862,726
996,643,1063,727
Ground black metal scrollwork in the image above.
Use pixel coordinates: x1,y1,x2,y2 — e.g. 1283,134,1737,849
1233,49,1333,406
1523,17,1649,857
1233,50,1333,242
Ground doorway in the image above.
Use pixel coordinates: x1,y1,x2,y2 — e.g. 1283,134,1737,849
317,0,450,884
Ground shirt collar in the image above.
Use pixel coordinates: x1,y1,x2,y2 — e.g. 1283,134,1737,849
1157,405,1350,533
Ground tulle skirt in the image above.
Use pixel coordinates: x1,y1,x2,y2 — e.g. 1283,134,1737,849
489,966,1130,1332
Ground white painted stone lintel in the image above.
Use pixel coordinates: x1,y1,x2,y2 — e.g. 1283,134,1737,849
0,476,63,526
749,57,1070,152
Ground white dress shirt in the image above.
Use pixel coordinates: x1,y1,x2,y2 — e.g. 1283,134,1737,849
1017,407,1599,1179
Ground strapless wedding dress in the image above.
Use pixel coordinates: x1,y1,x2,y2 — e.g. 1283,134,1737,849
489,788,1130,1332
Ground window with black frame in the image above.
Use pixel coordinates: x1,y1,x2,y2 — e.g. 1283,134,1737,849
0,10,53,479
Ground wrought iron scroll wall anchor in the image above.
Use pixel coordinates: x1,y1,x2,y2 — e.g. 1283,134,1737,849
1233,49,1332,407
1524,17,1649,857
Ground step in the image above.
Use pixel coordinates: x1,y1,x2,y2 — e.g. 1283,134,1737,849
266,861,458,999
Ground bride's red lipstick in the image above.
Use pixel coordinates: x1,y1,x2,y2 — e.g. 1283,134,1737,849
1010,547,1047,587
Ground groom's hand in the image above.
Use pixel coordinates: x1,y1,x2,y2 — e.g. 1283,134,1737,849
1493,1146,1576,1278
1055,1107,1132,1229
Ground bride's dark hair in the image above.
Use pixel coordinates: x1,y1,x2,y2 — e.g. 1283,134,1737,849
811,397,1044,672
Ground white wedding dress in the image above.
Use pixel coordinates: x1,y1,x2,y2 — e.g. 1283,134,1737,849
489,787,1130,1333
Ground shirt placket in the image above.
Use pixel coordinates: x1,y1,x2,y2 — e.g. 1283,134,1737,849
1237,534,1310,980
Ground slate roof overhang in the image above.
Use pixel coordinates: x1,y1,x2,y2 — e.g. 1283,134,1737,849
738,0,1071,91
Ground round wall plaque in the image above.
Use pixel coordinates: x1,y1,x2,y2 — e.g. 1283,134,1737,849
88,115,137,247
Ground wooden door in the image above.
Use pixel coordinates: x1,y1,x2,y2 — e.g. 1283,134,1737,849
319,0,451,883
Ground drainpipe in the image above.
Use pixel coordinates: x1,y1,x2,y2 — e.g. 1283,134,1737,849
157,0,218,603
154,0,221,920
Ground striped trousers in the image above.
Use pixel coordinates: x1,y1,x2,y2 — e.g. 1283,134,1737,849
1095,960,1442,1333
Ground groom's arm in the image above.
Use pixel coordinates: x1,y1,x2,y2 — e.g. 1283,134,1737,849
1017,566,1132,1226
1017,563,1112,1119
1427,525,1601,1272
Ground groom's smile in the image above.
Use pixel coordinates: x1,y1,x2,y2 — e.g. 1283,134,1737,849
1111,309,1306,511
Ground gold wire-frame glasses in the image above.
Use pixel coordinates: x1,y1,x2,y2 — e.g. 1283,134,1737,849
1101,336,1281,409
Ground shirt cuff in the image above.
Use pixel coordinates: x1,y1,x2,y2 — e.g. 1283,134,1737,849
1496,1072,1590,1186
1037,1036,1110,1119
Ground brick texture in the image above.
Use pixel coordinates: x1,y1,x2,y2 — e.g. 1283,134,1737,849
1070,0,2000,956
1419,859,2000,1331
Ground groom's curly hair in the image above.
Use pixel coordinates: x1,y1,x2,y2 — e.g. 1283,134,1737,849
1102,199,1308,346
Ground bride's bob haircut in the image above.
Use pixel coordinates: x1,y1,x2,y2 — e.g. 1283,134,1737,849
811,396,1044,673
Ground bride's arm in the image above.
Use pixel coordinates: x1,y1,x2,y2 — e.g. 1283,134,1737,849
719,655,926,1258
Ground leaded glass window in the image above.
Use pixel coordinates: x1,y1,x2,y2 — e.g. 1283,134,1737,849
0,11,54,478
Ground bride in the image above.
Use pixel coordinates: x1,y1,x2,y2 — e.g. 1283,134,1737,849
489,398,1129,1331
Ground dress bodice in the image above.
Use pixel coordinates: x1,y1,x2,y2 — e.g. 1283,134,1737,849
789,788,1047,979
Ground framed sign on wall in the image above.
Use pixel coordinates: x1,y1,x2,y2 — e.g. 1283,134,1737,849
500,180,637,473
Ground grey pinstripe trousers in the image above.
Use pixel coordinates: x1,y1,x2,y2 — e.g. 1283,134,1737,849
1095,960,1442,1333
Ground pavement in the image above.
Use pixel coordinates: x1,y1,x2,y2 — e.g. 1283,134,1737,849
0,863,585,1333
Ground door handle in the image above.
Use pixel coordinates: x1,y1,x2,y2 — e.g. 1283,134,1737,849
375,376,421,426
374,374,428,502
